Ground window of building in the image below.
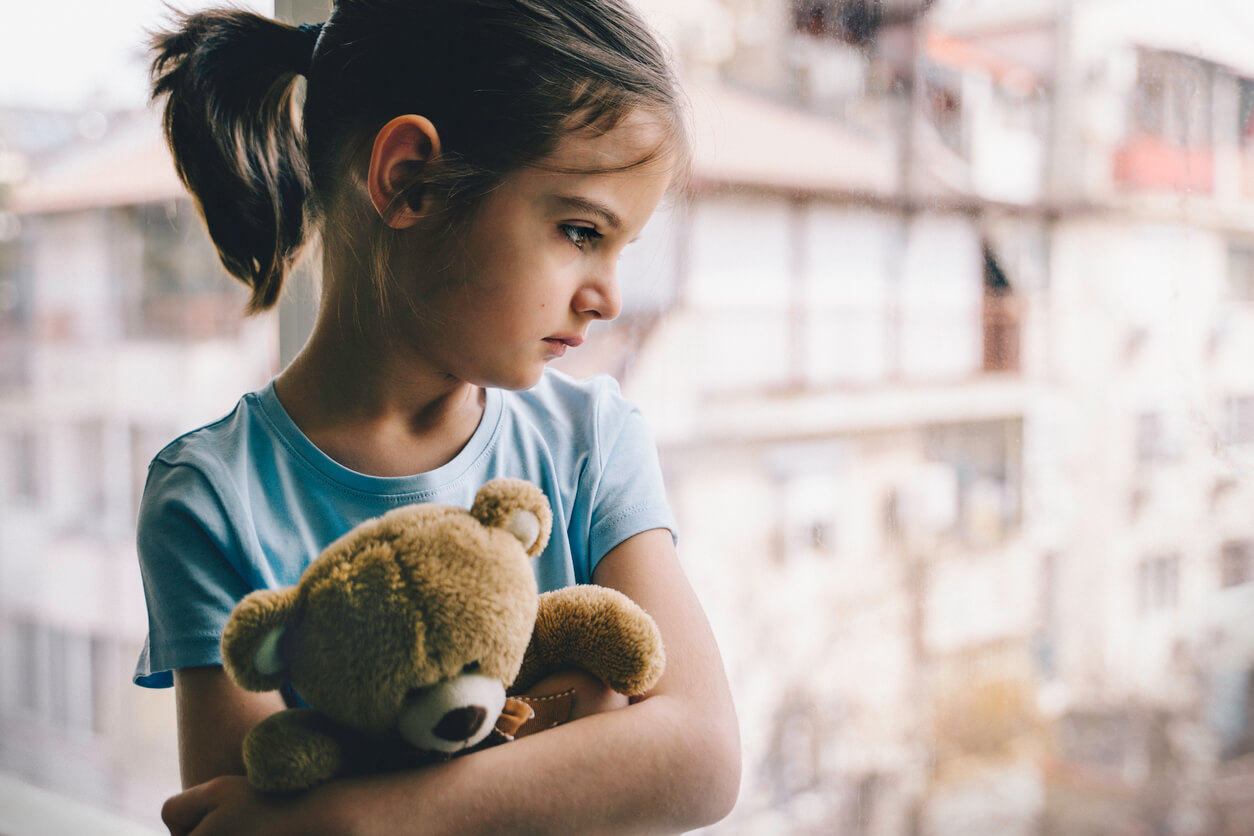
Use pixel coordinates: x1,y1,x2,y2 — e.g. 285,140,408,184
771,444,846,563
1227,240,1254,302
12,618,40,715
90,635,115,738
1137,410,1184,464
56,419,107,533
0,426,39,505
1220,668,1254,761
1137,554,1180,614
791,0,886,47
0,211,24,313
8,619,98,737
1221,540,1254,588
1035,552,1059,680
1222,395,1254,446
923,419,1022,546
1239,77,1254,146
122,201,246,340
1130,49,1214,147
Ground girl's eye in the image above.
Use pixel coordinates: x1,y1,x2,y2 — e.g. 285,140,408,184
560,224,602,250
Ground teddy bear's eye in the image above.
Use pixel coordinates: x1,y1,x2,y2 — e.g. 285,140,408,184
462,661,481,675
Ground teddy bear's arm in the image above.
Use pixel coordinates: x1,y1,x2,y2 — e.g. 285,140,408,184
511,586,666,697
243,708,353,793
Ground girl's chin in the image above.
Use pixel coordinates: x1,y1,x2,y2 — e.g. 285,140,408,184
478,365,546,392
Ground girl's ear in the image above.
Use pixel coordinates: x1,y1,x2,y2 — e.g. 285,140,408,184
220,587,300,692
367,114,442,229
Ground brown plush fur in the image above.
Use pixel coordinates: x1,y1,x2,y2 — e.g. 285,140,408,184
220,478,665,792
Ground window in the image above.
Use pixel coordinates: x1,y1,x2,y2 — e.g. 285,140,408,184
771,445,845,563
0,426,39,505
1222,396,1254,446
1227,240,1254,302
1035,552,1059,679
923,419,1022,546
1239,77,1254,146
1130,49,1213,147
925,66,966,156
1136,411,1183,464
8,619,98,736
791,0,884,47
57,419,107,532
1218,668,1254,761
1221,540,1254,588
12,618,40,714
0,210,25,332
1137,554,1180,614
123,201,247,340
90,636,114,737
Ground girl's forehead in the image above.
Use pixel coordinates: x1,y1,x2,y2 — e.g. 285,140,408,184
541,109,676,175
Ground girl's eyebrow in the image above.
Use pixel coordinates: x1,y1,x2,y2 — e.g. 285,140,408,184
551,194,622,230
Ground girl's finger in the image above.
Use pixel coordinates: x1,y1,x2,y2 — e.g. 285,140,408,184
161,784,216,836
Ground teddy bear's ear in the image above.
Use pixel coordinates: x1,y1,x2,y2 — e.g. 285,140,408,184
470,478,553,558
220,586,300,692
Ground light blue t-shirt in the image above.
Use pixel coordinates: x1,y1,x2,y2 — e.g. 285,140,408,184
133,369,676,689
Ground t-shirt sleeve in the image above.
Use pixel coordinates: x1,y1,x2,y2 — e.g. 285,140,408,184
133,459,251,688
585,381,678,574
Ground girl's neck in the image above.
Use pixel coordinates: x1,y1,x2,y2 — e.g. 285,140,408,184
273,291,487,478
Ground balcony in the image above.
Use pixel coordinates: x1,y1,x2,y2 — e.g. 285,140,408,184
1112,134,1214,195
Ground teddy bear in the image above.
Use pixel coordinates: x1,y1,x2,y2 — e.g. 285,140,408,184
220,477,666,792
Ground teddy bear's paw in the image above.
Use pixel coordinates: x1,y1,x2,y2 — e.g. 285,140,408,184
243,709,345,793
521,586,666,697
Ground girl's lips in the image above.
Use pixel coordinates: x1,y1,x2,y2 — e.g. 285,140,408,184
546,333,584,350
542,335,583,358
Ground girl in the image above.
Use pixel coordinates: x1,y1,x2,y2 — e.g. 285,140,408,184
133,1,739,834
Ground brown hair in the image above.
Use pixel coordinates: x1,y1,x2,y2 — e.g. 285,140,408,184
150,0,688,314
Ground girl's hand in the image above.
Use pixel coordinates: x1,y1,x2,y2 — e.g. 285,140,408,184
161,774,330,836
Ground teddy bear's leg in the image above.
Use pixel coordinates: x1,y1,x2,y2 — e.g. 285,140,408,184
513,586,665,697
243,708,348,793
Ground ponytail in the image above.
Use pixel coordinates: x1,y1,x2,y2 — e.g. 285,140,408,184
150,12,320,313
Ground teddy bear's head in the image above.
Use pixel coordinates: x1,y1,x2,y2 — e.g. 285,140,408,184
221,478,552,753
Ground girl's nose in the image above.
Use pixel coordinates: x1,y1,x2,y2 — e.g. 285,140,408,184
574,270,622,321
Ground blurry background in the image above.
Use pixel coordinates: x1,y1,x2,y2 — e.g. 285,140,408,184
2,0,1254,833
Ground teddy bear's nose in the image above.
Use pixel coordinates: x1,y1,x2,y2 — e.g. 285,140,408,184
433,705,488,741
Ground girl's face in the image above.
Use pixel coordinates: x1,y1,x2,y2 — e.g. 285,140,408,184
393,109,676,391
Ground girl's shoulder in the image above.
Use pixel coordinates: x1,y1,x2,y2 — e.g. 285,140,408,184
149,384,278,474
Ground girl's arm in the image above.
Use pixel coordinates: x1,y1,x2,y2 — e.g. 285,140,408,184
172,667,287,788
162,528,741,836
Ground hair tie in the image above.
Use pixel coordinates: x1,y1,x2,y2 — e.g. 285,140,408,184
297,22,324,76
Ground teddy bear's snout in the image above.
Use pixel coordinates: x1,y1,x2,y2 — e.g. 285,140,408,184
433,705,487,741
395,671,506,753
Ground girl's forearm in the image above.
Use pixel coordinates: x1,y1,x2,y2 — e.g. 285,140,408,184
316,693,739,836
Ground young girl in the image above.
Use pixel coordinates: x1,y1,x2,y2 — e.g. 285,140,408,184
132,1,739,834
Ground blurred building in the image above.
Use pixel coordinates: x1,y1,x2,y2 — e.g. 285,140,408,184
598,0,1254,833
0,107,278,827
